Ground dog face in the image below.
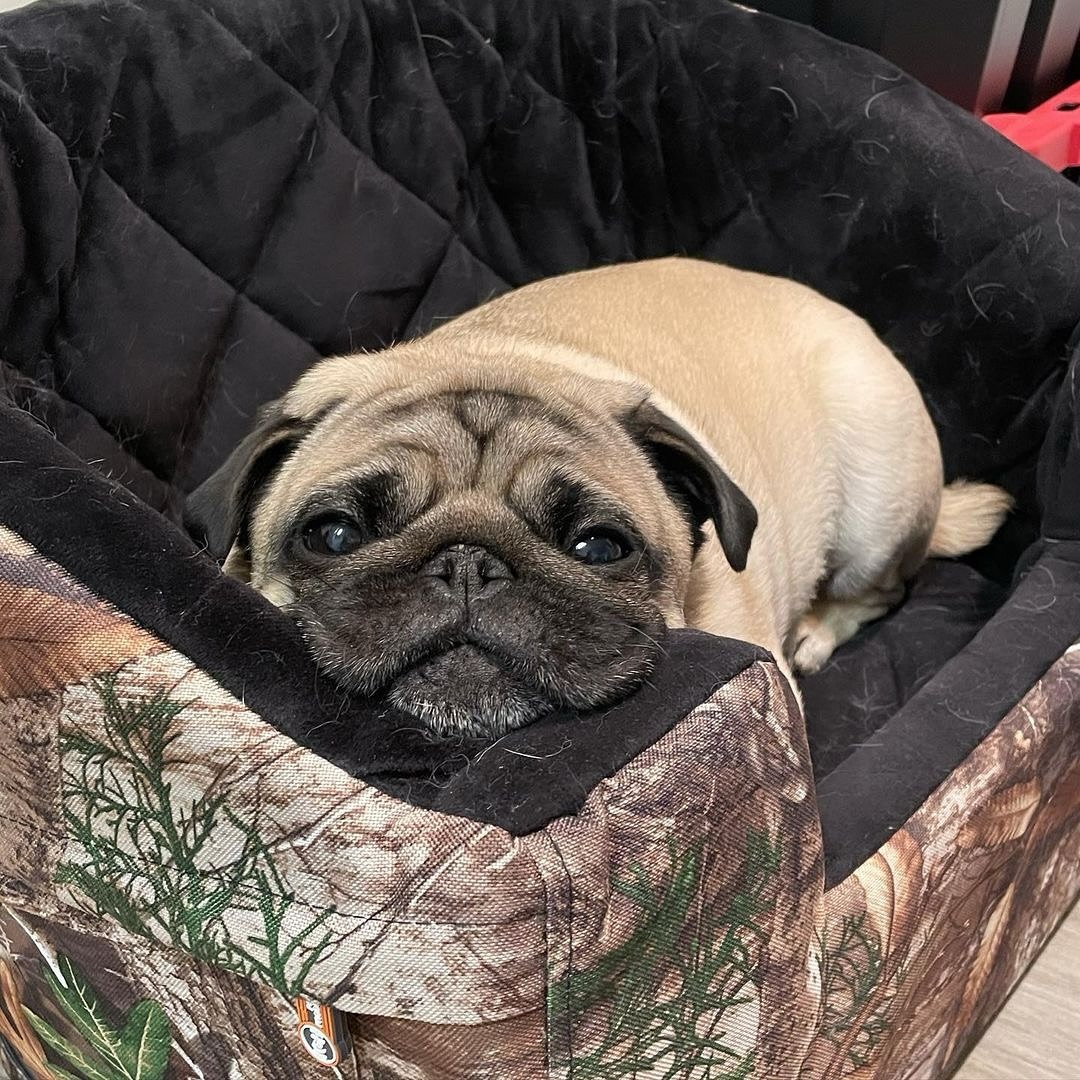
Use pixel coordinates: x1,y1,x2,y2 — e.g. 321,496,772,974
185,349,756,738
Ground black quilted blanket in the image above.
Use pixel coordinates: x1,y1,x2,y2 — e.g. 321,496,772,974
2,0,1080,877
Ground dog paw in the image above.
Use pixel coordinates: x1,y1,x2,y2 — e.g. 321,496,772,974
792,617,836,675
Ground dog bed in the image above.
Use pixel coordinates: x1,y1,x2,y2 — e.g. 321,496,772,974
0,0,1078,1076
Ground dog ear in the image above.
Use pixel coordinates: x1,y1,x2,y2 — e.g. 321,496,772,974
627,401,758,572
184,402,311,564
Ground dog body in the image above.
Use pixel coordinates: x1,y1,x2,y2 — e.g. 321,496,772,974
423,259,945,679
188,258,1010,734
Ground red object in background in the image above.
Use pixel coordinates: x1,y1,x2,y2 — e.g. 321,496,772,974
984,79,1080,170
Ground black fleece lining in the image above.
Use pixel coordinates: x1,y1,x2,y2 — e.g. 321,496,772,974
816,543,1080,886
3,0,1080,882
0,403,766,829
5,403,1080,882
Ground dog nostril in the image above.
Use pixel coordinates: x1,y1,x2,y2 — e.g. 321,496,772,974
422,553,455,585
477,552,512,585
418,545,513,597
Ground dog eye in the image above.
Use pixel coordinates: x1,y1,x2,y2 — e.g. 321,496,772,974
570,528,632,566
302,516,364,556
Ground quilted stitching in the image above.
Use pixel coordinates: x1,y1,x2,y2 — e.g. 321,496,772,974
2,0,1080,537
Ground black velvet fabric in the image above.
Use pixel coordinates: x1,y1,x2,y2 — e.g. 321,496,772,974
2,0,1080,880
816,540,1080,884
803,561,1008,779
0,401,767,829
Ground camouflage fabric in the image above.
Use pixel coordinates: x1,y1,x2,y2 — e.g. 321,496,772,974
0,524,1077,1078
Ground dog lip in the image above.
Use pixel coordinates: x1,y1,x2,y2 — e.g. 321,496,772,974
408,641,478,664
395,635,484,678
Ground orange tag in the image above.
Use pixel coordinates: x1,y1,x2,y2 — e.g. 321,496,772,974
294,997,351,1067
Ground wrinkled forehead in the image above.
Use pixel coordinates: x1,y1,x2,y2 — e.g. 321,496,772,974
299,387,610,478
263,386,659,529
383,385,589,447
282,344,647,424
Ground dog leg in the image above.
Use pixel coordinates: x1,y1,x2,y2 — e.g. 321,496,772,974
790,581,904,675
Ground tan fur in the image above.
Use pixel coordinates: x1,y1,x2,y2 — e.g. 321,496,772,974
249,354,697,630
242,257,1012,701
929,480,1015,558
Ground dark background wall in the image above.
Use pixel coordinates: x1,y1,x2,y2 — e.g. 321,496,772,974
747,0,1080,114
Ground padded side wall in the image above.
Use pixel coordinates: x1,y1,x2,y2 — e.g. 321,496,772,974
806,642,1080,1078
818,541,1080,885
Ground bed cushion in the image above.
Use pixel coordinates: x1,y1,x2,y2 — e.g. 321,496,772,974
0,0,1078,1076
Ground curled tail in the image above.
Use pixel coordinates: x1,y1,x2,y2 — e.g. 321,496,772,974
928,480,1013,558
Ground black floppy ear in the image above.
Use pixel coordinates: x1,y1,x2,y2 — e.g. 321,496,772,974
184,402,310,563
626,401,758,572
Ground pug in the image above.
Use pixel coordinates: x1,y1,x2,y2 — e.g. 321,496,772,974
185,258,1011,738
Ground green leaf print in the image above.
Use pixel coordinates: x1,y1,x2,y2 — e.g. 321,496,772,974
116,1002,171,1080
42,955,130,1073
57,676,335,997
549,830,781,1079
24,953,170,1080
22,1011,119,1080
818,912,903,1070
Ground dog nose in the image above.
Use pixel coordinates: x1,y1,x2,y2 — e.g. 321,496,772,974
419,544,513,602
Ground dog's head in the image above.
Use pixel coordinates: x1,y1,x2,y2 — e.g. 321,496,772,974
185,347,756,738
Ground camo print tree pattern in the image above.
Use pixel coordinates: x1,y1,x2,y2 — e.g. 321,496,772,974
799,643,1080,1080
0,523,1077,1079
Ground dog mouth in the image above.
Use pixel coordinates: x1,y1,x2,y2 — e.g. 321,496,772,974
387,643,552,739
297,606,664,740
